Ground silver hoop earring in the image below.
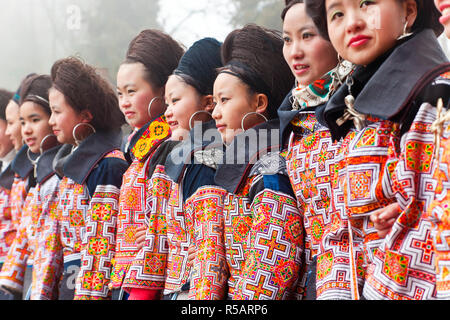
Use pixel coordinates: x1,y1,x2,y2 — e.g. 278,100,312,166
241,112,268,132
148,97,164,119
72,123,96,146
397,21,413,40
39,134,58,155
27,148,40,178
189,110,213,130
27,147,40,164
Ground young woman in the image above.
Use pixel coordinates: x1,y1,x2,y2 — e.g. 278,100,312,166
110,29,184,300
0,74,37,300
305,0,449,300
121,37,222,300
0,75,62,300
278,0,344,299
174,24,301,300
34,57,129,300
0,88,15,271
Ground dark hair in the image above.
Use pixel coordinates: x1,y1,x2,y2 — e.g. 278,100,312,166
13,73,37,105
281,0,304,21
19,74,52,115
0,89,13,121
305,0,443,41
124,29,185,90
174,38,223,96
220,24,295,120
51,57,126,131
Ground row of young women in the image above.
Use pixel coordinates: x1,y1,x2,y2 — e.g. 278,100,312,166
0,0,449,300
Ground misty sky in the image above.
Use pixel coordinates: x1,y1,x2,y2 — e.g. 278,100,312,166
0,0,449,92
0,0,236,91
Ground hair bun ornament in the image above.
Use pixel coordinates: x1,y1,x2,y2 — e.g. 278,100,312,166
174,37,223,95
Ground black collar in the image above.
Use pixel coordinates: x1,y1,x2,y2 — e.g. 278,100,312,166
36,145,63,184
0,164,15,189
53,129,123,185
11,145,36,179
324,29,450,141
165,120,221,184
215,119,281,194
278,90,297,149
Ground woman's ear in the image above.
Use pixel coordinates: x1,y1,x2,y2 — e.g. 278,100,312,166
80,110,94,123
202,95,215,113
254,93,269,115
404,0,418,30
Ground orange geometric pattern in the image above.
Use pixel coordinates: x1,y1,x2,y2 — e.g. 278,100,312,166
122,165,172,292
364,104,440,300
317,119,398,300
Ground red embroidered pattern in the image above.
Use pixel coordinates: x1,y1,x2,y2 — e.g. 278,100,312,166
364,104,439,300
316,120,398,300
122,165,172,292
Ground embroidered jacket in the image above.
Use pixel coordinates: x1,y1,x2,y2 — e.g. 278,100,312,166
278,73,344,298
363,72,450,300
426,76,450,299
0,146,34,293
34,130,129,300
0,164,16,263
120,139,180,295
161,121,221,298
317,29,450,300
169,120,304,300
110,116,171,291
0,146,61,298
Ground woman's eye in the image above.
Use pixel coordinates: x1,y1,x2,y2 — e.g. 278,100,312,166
221,98,229,104
303,32,315,40
283,36,291,44
360,0,375,8
330,11,344,21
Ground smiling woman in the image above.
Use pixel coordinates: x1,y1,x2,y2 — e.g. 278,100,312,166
0,74,62,301
304,0,450,300
18,75,54,155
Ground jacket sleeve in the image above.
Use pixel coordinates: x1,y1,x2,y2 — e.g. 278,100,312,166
184,164,229,300
0,188,14,265
121,164,171,295
30,175,63,300
233,173,305,300
74,156,128,300
0,188,36,294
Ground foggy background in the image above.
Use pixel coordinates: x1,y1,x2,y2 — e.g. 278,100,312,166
0,0,449,92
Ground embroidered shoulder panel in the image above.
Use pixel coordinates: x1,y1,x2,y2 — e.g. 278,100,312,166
131,117,171,162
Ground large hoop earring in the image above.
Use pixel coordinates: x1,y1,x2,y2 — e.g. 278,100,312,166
397,21,413,40
189,110,213,130
72,123,96,146
27,148,39,165
39,134,58,155
148,97,164,119
27,148,40,177
241,112,268,132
